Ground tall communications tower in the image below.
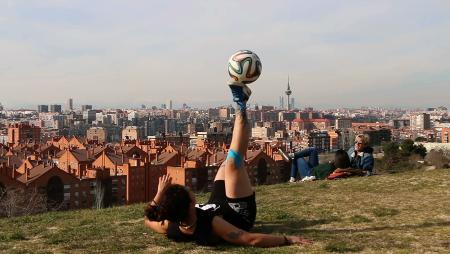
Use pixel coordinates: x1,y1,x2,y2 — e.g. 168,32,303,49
285,76,292,110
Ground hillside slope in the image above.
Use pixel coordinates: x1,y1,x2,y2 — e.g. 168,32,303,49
1,169,450,253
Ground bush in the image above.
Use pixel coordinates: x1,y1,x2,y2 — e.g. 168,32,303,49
413,144,427,158
400,139,415,157
0,187,48,218
379,141,426,173
415,137,427,142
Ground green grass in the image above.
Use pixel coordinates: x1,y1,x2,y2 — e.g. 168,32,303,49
1,169,450,253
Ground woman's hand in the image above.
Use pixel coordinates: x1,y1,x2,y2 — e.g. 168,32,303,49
157,175,172,194
153,175,172,204
286,236,313,245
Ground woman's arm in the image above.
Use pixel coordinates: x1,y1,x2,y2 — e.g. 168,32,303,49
212,216,312,247
144,217,168,234
143,175,172,234
153,174,172,204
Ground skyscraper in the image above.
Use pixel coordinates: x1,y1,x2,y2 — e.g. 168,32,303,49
410,113,431,130
38,105,48,113
279,96,284,109
81,105,93,111
49,104,62,113
290,98,295,110
67,98,73,111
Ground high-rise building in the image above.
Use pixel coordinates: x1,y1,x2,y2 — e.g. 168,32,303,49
49,104,62,113
67,98,73,111
167,100,173,110
251,126,274,139
279,96,284,109
38,105,49,113
290,98,295,110
86,127,107,143
83,110,97,124
81,105,93,111
410,113,431,130
278,111,296,122
335,118,352,129
300,130,331,152
122,126,144,140
389,119,410,129
219,108,231,119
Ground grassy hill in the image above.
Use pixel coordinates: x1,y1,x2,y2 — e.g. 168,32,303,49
1,169,450,253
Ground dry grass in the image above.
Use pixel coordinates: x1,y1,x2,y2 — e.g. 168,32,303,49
1,169,450,253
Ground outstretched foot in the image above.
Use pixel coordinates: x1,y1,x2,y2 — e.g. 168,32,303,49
229,83,251,112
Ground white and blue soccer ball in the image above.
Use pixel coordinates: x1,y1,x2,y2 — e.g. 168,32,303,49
228,50,262,84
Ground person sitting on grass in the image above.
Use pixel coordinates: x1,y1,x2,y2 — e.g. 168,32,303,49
289,148,357,182
144,82,312,247
347,134,375,175
327,150,366,179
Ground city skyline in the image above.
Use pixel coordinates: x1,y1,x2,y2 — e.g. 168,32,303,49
1,1,450,109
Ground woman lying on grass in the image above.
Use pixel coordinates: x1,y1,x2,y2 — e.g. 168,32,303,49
144,83,312,247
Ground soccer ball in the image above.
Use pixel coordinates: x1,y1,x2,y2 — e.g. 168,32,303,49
228,50,262,84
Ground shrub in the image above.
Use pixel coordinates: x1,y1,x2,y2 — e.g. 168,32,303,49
0,187,47,218
379,141,427,173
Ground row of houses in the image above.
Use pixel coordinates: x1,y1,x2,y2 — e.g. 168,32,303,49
0,135,289,212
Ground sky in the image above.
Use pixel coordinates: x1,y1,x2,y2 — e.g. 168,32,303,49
0,0,449,109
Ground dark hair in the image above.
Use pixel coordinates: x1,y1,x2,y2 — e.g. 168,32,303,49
144,184,192,223
334,149,351,169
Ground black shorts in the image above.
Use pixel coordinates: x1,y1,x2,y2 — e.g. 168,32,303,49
208,180,256,231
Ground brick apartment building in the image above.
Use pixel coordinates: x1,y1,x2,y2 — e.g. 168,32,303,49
442,128,450,143
86,127,107,144
7,123,41,146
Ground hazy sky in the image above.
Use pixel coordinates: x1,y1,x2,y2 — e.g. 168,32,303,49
0,0,449,109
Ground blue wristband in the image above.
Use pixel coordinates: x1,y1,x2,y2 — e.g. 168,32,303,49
227,149,243,168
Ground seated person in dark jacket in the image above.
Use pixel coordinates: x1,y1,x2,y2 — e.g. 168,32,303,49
346,134,375,175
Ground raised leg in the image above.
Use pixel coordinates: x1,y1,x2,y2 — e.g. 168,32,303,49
225,111,253,198
292,147,319,167
307,148,319,168
214,162,225,181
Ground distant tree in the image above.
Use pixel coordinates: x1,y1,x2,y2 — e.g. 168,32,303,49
380,142,400,172
415,137,427,142
413,144,427,158
400,139,415,157
383,141,399,159
94,180,105,210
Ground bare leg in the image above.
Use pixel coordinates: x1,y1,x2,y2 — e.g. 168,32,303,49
225,111,253,198
214,162,225,181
